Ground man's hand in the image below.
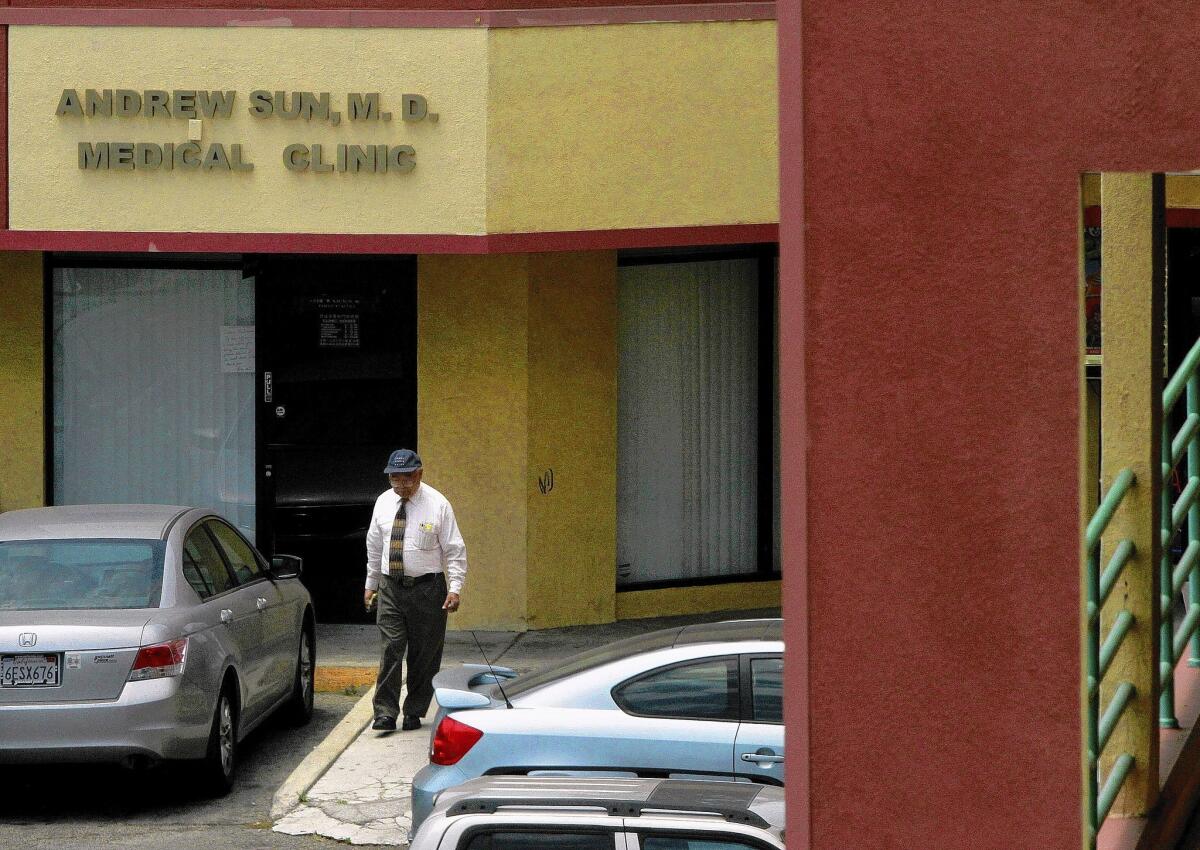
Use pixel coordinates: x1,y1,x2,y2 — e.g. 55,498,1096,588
364,589,378,612
442,592,461,612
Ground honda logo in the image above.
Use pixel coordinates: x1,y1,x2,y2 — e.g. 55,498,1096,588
18,633,36,648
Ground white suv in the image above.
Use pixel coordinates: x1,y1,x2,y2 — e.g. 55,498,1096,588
409,776,785,850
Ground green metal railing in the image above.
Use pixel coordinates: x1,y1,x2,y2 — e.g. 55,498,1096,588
1085,337,1200,848
1087,467,1139,848
1160,337,1200,729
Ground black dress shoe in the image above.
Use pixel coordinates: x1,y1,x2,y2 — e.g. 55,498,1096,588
372,715,396,731
401,715,421,731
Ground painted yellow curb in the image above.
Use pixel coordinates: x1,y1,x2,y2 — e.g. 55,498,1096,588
314,666,377,694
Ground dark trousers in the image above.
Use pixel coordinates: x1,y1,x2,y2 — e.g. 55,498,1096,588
373,571,447,719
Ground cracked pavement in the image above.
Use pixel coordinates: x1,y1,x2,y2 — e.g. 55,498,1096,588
273,696,432,846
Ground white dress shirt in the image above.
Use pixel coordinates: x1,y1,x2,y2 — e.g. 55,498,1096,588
364,482,467,594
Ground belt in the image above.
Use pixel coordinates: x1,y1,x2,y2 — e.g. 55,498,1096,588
390,571,441,587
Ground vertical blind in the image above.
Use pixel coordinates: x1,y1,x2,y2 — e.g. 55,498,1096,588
52,267,257,540
617,258,760,585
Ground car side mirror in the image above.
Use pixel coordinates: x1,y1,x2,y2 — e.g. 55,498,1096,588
271,554,303,579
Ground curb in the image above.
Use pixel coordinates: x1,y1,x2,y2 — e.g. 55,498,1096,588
270,683,377,822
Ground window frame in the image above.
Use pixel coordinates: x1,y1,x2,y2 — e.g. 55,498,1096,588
611,655,742,723
42,253,247,515
205,516,267,586
739,653,783,726
182,519,241,600
615,244,779,592
456,825,622,850
630,828,779,850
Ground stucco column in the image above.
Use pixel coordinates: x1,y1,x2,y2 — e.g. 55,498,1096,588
418,254,531,631
418,251,617,631
1098,172,1165,816
525,252,617,629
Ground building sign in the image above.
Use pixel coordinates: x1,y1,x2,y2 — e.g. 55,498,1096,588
312,296,363,349
56,88,436,174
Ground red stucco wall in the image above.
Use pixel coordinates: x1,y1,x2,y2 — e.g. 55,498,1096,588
775,2,1200,848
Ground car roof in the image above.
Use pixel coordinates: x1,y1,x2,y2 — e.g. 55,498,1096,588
0,505,192,542
432,776,785,834
676,617,783,646
502,618,782,699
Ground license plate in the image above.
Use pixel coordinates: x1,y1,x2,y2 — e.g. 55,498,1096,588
1,653,61,688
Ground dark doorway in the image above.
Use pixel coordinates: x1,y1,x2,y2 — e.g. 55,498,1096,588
254,255,417,622
1169,228,1200,376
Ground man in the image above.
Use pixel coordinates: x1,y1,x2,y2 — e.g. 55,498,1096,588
365,449,466,732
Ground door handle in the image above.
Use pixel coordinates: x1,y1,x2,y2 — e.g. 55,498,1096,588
256,597,268,610
741,752,784,764
220,608,233,623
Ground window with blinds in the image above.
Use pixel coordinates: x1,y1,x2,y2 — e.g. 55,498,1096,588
51,265,257,541
616,254,773,587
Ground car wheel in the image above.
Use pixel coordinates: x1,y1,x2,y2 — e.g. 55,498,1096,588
285,626,315,726
197,684,238,797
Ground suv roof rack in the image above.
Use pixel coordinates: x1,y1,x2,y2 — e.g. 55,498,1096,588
447,781,770,829
446,799,769,828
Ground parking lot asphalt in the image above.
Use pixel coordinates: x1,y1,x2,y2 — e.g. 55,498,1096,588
273,608,779,846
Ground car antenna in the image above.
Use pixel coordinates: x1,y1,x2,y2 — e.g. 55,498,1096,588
470,630,513,709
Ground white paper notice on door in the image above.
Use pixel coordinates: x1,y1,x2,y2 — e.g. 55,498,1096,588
221,326,255,373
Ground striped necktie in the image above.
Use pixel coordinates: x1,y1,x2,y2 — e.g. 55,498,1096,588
388,498,407,574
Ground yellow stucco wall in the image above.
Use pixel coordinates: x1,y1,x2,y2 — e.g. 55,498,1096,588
1168,175,1200,208
0,252,45,512
616,580,781,620
418,254,529,630
9,21,778,236
486,21,778,233
1084,172,1200,209
525,252,617,628
9,26,489,234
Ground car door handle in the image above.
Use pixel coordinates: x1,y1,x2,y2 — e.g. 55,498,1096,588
220,608,233,623
256,597,268,610
741,752,785,764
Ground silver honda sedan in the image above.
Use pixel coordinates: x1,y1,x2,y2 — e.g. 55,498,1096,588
0,505,315,795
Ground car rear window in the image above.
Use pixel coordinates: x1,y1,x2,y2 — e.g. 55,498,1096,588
503,627,685,699
0,539,166,610
462,831,615,850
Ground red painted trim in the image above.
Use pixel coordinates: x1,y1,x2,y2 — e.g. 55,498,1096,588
488,223,777,251
1166,208,1200,228
777,0,807,844
0,3,775,27
0,223,777,253
1082,205,1200,228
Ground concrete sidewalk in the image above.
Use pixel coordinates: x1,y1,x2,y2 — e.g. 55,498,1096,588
271,608,778,846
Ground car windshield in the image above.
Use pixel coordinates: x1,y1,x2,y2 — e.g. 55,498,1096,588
503,627,685,699
0,538,166,610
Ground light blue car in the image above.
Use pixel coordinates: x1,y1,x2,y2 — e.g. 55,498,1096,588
411,618,783,832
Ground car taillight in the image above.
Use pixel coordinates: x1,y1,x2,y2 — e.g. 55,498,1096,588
128,638,188,681
430,716,483,765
